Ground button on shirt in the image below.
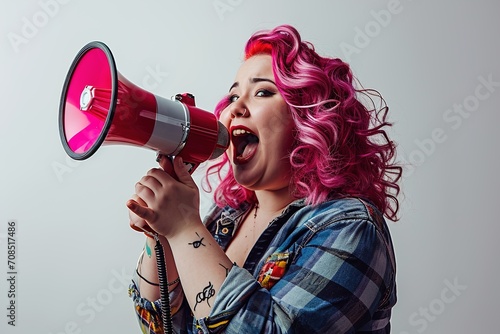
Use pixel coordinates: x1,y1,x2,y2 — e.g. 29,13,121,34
129,197,397,334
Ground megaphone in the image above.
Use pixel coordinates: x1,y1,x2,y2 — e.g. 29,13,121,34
59,41,229,172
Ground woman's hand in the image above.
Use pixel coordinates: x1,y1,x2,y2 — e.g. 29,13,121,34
128,194,156,235
126,156,201,238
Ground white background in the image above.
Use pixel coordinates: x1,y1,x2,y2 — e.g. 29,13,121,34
1,1,499,333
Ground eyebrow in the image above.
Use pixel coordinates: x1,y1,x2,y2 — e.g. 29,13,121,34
228,77,277,92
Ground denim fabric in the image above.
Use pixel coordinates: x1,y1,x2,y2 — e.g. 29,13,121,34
131,197,397,334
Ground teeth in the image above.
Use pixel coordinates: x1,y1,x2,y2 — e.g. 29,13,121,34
232,128,253,136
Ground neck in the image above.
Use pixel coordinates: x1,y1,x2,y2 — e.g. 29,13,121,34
254,187,295,217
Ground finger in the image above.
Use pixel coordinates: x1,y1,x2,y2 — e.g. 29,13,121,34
128,195,147,224
130,194,147,206
127,198,147,233
126,199,157,223
129,222,147,233
157,154,176,177
173,156,196,188
134,176,162,201
142,171,164,190
127,196,155,234
129,218,155,234
147,164,183,190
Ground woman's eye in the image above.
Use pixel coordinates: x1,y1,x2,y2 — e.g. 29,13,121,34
256,89,274,97
228,94,239,103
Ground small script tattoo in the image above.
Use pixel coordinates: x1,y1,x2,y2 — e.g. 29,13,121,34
188,232,206,249
194,281,215,311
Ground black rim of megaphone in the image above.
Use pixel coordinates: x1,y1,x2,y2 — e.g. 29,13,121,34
59,41,118,160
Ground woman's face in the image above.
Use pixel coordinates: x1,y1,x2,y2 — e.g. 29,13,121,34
219,54,295,192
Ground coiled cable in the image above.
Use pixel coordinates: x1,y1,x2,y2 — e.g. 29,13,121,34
154,234,173,334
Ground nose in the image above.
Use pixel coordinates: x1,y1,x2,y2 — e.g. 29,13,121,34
229,101,249,118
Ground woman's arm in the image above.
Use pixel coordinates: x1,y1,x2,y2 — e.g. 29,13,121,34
165,221,234,318
127,156,234,320
128,195,186,333
135,235,180,300
128,192,180,300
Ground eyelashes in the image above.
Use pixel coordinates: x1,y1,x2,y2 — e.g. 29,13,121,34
256,89,275,97
228,94,238,103
228,89,276,103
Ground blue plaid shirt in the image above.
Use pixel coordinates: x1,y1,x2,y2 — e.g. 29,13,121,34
129,197,397,333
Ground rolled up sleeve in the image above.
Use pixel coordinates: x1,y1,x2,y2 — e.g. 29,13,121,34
129,274,187,334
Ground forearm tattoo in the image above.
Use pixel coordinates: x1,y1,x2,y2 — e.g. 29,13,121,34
145,239,152,258
188,232,206,249
194,281,215,311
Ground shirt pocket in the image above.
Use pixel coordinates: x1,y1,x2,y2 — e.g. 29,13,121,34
257,252,291,290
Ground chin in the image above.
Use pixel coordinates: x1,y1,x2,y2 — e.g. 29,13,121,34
232,166,261,190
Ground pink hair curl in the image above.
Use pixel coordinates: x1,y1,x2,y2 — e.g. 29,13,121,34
204,25,402,221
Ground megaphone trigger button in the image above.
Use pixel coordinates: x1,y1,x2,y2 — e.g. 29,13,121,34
185,163,194,173
173,92,196,106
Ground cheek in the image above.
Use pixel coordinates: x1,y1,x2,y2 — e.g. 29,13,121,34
262,126,295,167
276,117,296,160
259,108,293,139
278,129,295,158
218,110,231,130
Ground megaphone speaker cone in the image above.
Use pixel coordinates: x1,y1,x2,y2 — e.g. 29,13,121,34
59,41,117,160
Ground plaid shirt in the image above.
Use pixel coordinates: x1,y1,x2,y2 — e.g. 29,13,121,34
129,197,397,333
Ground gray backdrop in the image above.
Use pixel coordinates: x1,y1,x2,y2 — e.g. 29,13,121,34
1,0,498,333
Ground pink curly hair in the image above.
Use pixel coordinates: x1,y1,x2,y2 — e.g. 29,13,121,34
204,25,402,221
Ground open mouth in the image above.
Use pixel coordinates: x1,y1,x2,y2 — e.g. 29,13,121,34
231,126,259,164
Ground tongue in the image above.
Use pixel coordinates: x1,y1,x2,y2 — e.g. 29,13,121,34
238,142,258,162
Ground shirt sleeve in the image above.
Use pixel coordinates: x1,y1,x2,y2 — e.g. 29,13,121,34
129,274,188,334
196,217,395,333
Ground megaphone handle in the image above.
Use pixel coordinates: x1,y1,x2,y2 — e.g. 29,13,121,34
156,153,198,175
156,153,175,176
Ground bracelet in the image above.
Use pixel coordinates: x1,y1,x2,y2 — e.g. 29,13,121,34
136,268,180,287
136,268,159,286
167,277,180,286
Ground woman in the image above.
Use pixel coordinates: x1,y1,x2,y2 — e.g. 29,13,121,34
127,24,402,333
